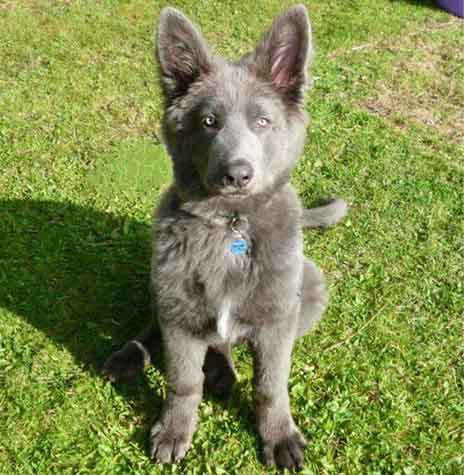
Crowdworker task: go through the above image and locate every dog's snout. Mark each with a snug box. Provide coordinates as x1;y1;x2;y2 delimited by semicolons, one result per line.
222;160;254;189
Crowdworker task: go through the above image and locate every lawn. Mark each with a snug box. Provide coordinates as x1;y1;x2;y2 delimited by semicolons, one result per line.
0;1;463;474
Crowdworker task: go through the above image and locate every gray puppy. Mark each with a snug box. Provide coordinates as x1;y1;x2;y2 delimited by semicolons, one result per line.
103;5;348;470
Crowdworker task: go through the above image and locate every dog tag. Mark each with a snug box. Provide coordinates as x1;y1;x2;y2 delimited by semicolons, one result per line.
230;238;248;255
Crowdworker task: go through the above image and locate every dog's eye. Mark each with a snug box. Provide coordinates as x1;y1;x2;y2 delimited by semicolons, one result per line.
257;117;270;128
202;114;217;128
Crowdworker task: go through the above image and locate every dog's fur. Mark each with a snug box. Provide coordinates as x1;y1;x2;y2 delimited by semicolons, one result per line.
103;5;347;470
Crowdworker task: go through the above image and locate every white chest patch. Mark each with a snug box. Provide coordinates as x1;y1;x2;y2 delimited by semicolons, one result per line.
217;297;232;340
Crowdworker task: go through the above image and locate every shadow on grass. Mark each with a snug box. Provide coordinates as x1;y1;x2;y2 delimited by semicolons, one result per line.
390;0;444;12
390;0;438;6
0;199;160;446
0;198;257;458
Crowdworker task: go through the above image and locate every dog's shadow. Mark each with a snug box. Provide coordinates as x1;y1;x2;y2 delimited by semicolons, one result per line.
0;199;162;446
0;198;256;455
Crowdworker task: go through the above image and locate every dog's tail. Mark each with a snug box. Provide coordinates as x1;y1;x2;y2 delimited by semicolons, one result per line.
302;198;349;229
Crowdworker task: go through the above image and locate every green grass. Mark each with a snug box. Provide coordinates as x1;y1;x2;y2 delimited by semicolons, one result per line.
1;1;463;474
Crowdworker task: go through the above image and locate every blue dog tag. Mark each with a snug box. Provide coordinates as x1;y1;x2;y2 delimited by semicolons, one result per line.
230;238;248;255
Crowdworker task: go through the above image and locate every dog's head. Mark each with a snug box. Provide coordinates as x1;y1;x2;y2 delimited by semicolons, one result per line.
156;5;313;200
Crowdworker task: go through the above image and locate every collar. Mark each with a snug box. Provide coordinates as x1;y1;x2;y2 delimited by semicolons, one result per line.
174;188;250;231
217;212;248;233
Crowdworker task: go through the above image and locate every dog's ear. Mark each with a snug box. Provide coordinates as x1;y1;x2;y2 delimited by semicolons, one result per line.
156;8;211;101
246;5;313;105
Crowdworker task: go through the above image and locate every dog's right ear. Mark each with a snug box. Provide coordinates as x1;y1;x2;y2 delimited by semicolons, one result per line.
156;8;211;101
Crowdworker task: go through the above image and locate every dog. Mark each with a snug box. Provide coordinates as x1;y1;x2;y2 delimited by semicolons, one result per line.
103;5;348;470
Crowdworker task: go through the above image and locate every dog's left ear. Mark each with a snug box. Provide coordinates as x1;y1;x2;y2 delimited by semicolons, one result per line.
245;5;313;105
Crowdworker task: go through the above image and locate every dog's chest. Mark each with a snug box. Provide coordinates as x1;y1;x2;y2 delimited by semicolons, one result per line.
157;215;257;338
217;296;232;340
196;222;254;339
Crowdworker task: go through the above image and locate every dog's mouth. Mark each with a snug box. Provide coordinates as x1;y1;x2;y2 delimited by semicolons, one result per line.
219;188;250;198
208;185;251;199
204;181;251;199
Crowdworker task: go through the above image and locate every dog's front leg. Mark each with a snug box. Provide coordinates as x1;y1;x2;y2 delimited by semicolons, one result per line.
252;320;306;470
149;327;207;463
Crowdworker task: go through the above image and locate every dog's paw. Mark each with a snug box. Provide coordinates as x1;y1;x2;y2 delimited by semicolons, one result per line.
102;341;149;382
263;429;307;470
148;421;192;463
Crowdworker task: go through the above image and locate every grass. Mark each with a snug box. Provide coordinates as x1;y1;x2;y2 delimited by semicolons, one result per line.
0;1;463;474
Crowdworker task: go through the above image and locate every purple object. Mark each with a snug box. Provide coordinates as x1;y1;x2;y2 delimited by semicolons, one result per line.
436;0;464;17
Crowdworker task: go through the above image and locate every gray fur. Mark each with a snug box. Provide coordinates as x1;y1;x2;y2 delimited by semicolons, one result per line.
103;5;347;470
302;197;349;228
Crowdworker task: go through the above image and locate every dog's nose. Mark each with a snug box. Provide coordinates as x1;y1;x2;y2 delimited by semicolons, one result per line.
222;160;254;188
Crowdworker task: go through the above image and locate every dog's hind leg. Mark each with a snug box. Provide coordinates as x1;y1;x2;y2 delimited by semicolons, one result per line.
203;343;236;400
102;323;161;382
103;325;237;397
297;259;328;338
